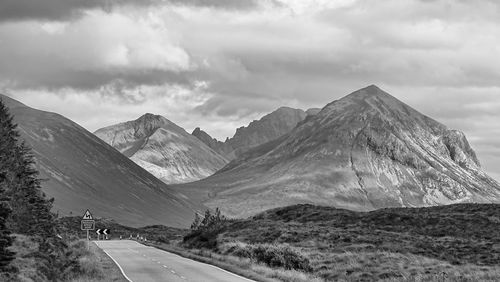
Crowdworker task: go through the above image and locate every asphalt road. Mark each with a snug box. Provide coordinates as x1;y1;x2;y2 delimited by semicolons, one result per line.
94;240;256;282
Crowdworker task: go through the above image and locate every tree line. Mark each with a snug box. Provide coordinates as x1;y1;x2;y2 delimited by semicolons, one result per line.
0;99;72;280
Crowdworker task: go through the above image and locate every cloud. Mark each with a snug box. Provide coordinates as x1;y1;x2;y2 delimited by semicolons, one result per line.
1;0;500;179
0;0;263;22
0;10;192;89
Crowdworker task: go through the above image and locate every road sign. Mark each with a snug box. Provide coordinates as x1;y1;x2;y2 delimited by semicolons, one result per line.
81;220;95;230
96;229;110;235
82;209;94;220
81;209;95;250
81;209;95;231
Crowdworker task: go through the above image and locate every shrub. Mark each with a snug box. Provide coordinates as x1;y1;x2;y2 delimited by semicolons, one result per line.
183;208;227;249
224;242;313;272
156;236;170;244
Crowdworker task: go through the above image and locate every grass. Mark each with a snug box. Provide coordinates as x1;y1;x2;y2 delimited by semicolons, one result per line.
178;203;500;281
4;234;127;282
54;203;500;281
67;240;128;282
7;234;47;282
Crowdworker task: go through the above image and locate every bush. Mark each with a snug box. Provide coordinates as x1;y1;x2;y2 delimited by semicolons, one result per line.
224;242;313;272
183;208;227;249
156;236;170;244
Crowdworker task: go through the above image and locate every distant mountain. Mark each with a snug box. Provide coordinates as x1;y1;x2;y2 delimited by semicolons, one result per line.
192;106;312;160
94;114;228;184
0;94;199;228
177;85;500;218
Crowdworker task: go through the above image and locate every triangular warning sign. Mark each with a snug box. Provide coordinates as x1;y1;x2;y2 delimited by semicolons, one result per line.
82;209;93;220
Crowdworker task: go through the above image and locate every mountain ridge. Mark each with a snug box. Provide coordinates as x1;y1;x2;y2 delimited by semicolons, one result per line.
192;106;320;160
95;113;228;184
176;85;500;218
0;94;200;228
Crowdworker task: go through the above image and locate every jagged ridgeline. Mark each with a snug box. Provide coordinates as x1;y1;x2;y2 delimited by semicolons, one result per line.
0;98;70;281
176;85;500;218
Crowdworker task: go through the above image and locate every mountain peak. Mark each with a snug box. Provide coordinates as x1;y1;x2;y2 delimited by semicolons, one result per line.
136;113;165;122
345;84;390;100
133;113;174;133
192;127;202;134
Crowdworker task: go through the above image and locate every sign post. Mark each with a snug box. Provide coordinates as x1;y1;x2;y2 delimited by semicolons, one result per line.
81;209;95;250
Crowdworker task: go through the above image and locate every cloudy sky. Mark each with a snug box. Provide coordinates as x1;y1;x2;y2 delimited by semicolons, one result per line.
0;0;499;179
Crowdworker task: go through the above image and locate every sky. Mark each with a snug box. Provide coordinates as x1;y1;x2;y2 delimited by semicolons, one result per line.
0;0;499;179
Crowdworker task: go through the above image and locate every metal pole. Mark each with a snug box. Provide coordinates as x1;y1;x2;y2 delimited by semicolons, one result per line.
87;230;89;250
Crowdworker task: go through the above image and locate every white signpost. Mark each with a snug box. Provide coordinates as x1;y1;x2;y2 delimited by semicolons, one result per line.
81;209;95;249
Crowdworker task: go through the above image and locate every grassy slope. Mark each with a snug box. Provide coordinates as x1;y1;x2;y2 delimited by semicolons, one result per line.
57;204;500;281
4;235;128;282
212;203;500;281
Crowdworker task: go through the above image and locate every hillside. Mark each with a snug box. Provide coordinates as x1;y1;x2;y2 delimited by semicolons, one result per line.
176;85;500;218
0;94;199;228
192;203;500;281
94;114;228;184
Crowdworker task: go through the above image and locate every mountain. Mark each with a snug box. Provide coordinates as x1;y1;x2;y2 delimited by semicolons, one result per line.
176;85;500;218
192;106;311;160
94;114;228;184
0;94;199;228
305;108;321;116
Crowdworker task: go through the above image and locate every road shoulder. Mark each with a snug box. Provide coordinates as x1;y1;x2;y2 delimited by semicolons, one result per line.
91;241;130;282
141;241;275;282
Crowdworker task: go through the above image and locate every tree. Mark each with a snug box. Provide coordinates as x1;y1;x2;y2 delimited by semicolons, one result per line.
190;213;201;230
0;100;16;272
6;143;56;237
0;98;62;278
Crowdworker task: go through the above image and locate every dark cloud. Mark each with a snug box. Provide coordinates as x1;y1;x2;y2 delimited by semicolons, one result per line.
167;0;262;10
1;67;193;91
0;0;114;22
0;0;262;22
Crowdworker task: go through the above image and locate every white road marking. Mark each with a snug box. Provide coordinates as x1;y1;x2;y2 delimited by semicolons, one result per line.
94;242;133;282
97;241;257;282
151;247;257;282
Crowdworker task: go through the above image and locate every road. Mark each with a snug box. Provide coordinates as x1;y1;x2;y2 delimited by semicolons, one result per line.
94;240;256;282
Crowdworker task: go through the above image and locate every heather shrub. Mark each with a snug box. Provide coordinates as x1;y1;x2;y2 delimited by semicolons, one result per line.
223;242;313;272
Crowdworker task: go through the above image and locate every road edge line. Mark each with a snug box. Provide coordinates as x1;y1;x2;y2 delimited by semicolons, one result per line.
143;243;257;282
94;241;134;282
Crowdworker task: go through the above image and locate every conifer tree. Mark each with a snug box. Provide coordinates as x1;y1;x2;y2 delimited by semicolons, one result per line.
0;100;16;272
0;98;62;278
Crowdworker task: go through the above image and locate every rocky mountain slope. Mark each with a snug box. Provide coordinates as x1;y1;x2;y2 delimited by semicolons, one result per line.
177;85;500;218
192;106;317;160
0;94;199;228
94;114;228;184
